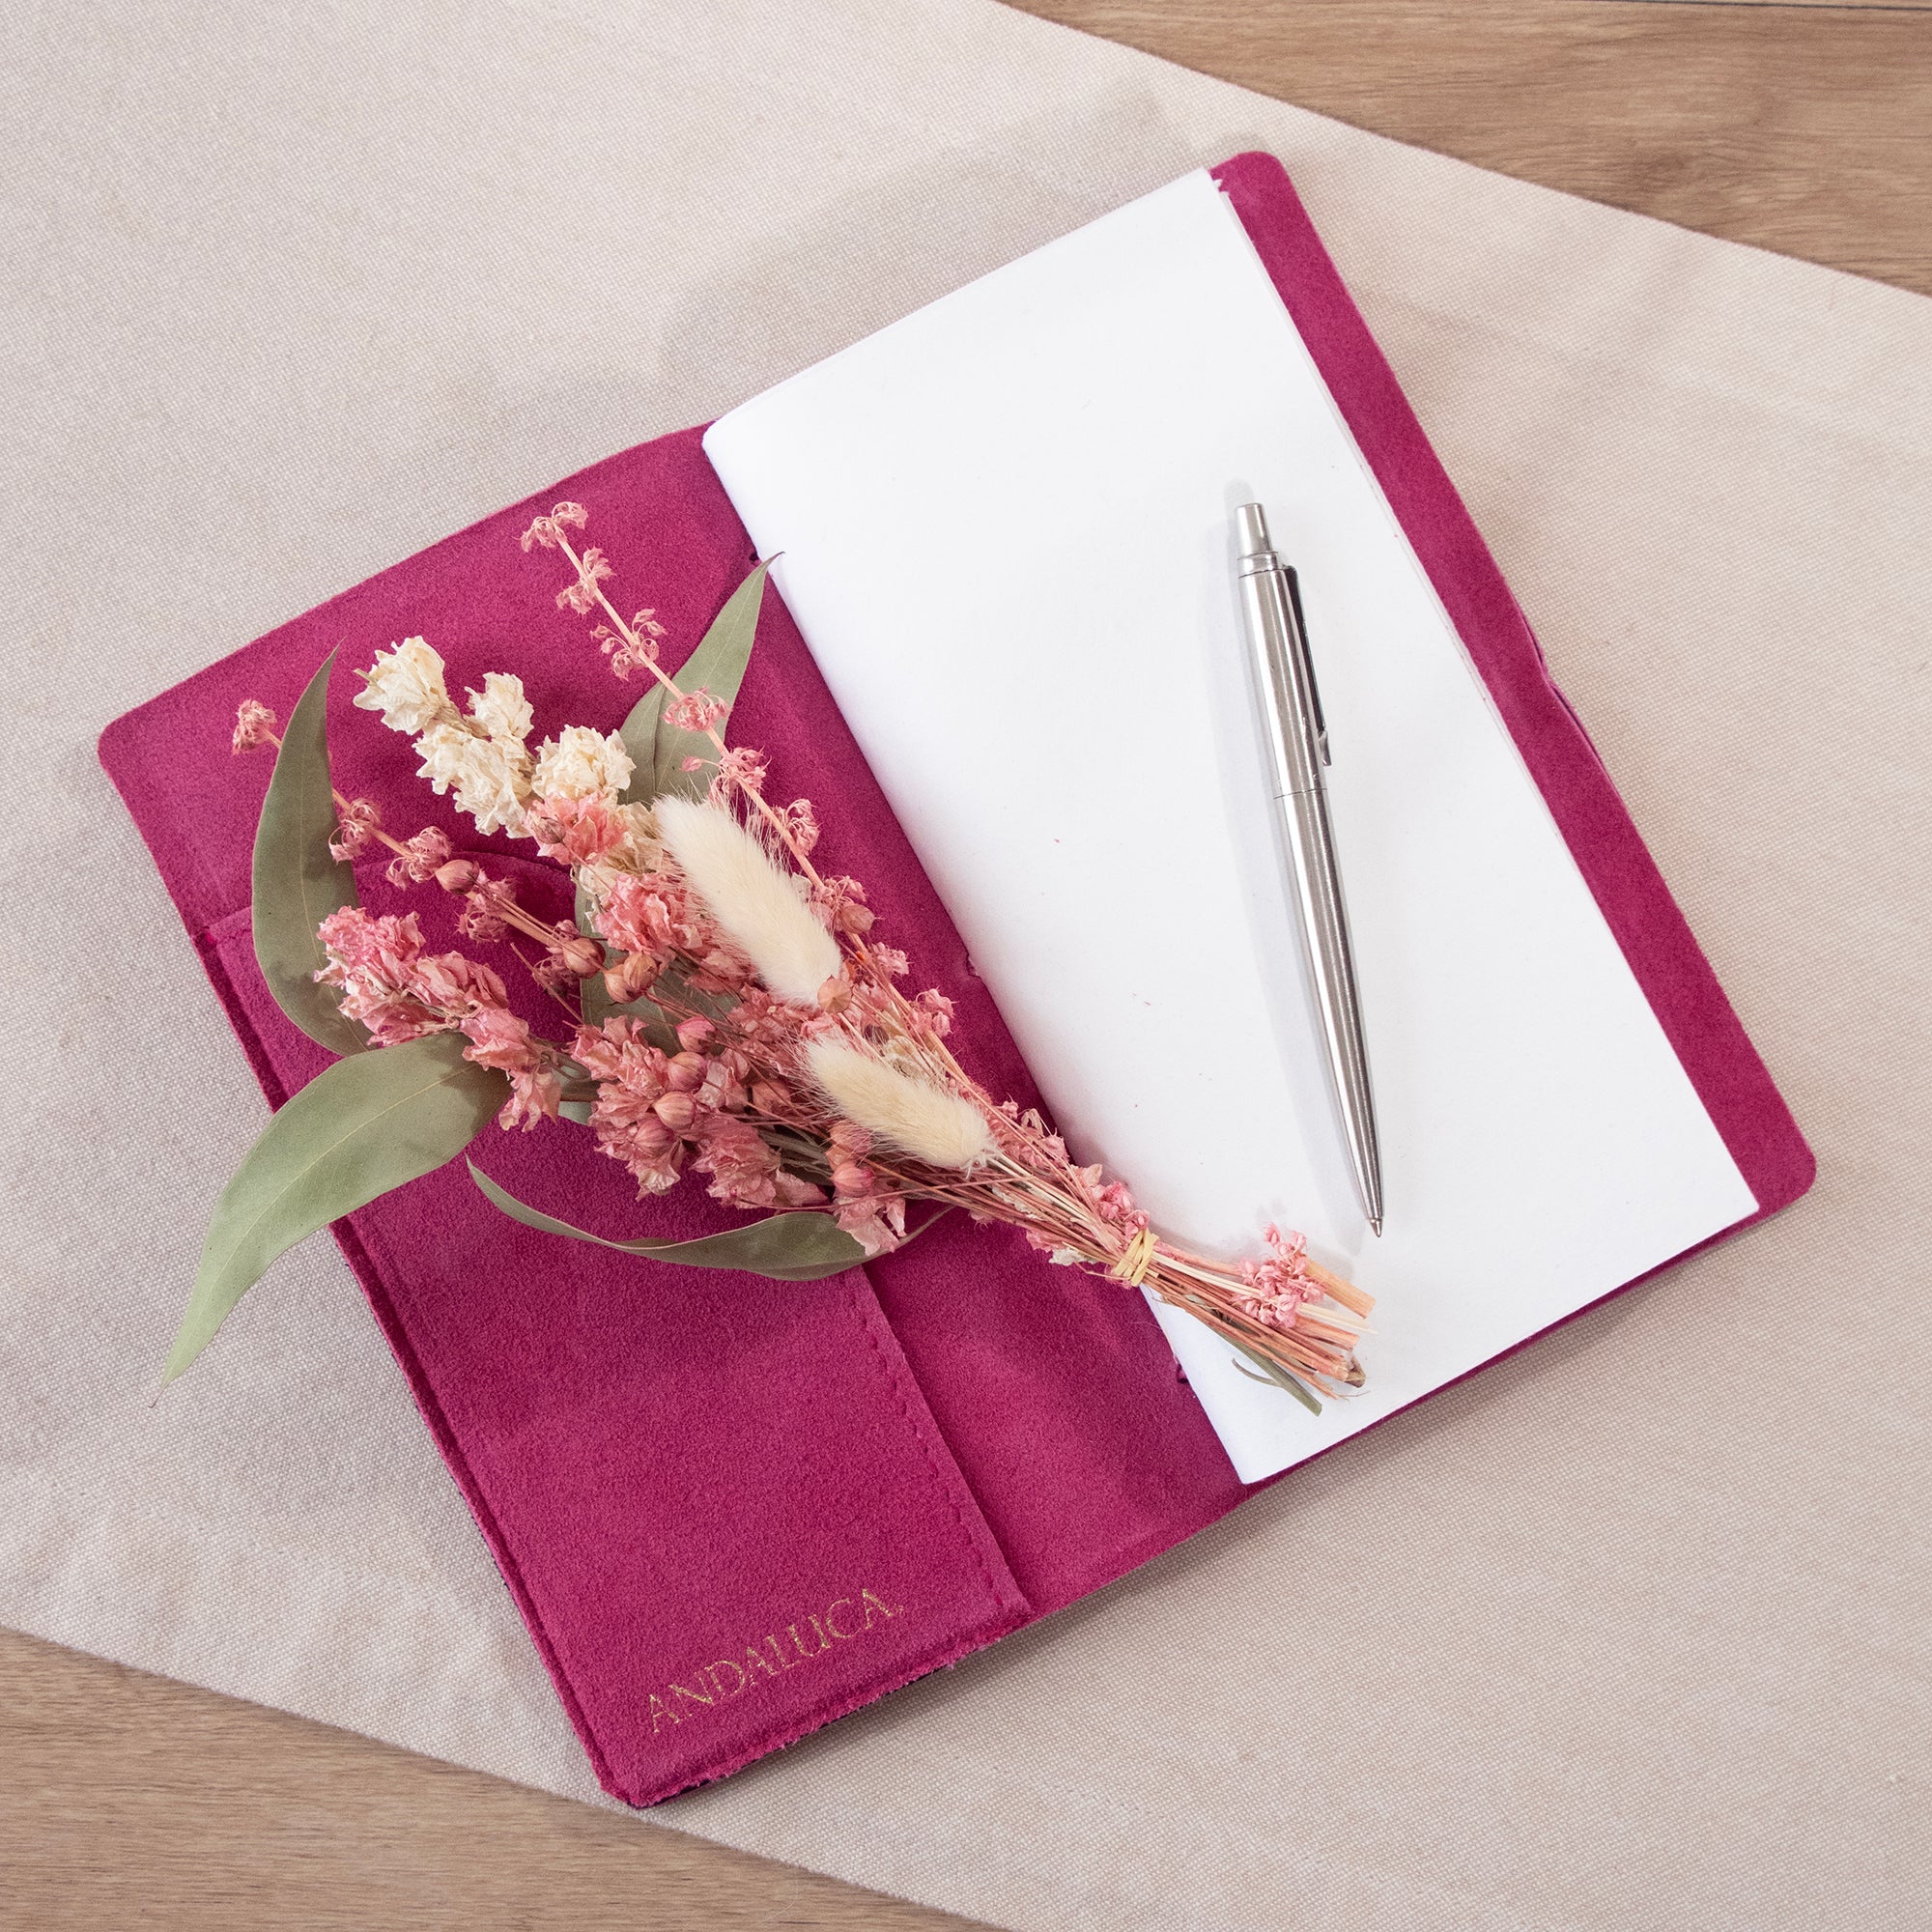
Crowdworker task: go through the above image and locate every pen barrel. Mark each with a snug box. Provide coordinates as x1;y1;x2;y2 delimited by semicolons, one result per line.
1237;544;1383;1229
1237;557;1327;797
1268;778;1382;1227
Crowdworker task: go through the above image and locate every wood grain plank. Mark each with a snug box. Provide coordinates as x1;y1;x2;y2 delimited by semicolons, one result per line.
9;4;1928;1928
1008;0;1932;293
1604;2;1932;14
0;1628;988;1932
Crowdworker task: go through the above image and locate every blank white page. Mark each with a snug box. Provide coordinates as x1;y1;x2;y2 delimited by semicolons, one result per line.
704;169;1755;1483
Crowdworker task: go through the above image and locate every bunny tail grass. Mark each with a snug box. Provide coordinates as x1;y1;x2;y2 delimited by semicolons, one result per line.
657;795;841;1005
806;1041;992;1170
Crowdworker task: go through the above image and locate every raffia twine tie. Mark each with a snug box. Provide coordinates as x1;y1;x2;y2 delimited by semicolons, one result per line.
1109;1224;1159;1288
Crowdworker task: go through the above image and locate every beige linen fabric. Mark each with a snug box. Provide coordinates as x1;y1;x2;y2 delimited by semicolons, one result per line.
3;3;1927;1927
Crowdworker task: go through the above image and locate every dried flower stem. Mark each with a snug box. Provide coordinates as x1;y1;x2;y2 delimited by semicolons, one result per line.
553;532;828;881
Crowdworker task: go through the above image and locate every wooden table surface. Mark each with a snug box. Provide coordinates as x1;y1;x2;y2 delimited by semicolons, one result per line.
7;4;1927;1927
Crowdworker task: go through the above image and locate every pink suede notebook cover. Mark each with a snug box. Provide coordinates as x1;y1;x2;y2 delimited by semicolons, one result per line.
99;154;1813;1804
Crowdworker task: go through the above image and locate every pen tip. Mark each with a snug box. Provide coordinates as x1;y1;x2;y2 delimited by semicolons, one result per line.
1368;1216;1383;1238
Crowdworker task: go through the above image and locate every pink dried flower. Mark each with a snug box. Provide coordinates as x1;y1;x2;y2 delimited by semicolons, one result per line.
523;794;626;867
578;1020;684;1194
748;1078;797;1118
664;688;726;734
335;994;439;1048
593;874;682;956
602;952;658;1006
499;1061;564;1132
548;924;606;980
663;1050;707;1094
605;639;657;679
457;874;520;943
284;502;1374;1409
315;908;438;1046
327;796;383;863
709;745;768;804
829;1149;876;1201
457;1005;535;1070
412;950;508;1012
912;988;954;1037
684;946;755;996
689;1112;785;1212
832;1186;908;1259
555;546;614;615
459;1008;560;1131
314;906;412;971
778;798;820;856
1233;1225;1314;1329
519;501;587;553
385;825;454;887
810;874;874;937
594;610;667;680
232;699;279;754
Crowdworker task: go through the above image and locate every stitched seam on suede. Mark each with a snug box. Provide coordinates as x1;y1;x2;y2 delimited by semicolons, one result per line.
630;1601;1030;1805
177;917;622;1796
335;1202;623;1798
193;890;644;1784
187;914;1011;1785
337;1218;1010;1798
846;1275;1013;1617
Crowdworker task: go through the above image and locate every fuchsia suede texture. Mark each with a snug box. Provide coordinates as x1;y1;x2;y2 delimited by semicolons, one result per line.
99;156;1811;1805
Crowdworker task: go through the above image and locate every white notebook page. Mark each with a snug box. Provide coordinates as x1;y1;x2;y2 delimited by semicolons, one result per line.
704;169;1755;1483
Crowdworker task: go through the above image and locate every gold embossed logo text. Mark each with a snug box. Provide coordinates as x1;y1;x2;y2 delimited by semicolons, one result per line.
647;1587;904;1735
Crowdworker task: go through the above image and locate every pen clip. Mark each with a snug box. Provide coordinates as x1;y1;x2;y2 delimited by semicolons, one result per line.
1283;565;1330;766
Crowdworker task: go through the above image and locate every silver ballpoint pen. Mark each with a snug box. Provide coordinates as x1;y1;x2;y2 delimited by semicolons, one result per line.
1235;501;1384;1236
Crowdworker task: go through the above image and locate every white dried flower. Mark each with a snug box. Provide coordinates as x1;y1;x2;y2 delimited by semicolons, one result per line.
466;671;533;752
656;795;838;1004
595;800;665;874
354;637;453;735
530;724;634;803
414;722;528;836
806;1042;991;1171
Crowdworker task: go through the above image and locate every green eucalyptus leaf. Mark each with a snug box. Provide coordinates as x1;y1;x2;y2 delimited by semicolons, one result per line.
468;1160;868;1281
615;560;769;805
252;650;367;1056
163;1036;505;1387
1227;1337;1323;1416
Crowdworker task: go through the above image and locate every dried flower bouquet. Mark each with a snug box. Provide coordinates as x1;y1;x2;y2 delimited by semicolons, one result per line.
173;504;1372;1414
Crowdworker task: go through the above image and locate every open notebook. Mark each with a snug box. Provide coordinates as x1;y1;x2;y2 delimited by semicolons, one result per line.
101;155;1811;1804
706;168;1759;1481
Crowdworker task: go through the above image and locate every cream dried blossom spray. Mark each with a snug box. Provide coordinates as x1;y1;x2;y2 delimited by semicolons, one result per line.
185;503;1370;1412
